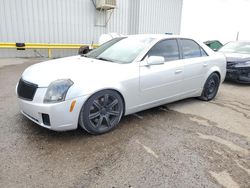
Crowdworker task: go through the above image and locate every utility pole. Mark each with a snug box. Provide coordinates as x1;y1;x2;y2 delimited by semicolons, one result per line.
236;32;239;41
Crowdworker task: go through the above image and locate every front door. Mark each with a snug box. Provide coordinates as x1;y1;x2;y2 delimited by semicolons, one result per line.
139;39;184;105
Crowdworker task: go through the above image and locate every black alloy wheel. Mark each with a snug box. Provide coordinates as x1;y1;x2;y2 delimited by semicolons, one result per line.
79;90;124;135
199;73;220;101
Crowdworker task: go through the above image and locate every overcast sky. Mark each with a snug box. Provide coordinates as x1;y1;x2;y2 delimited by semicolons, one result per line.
181;0;250;43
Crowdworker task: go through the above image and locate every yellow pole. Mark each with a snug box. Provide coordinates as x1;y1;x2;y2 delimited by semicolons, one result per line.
48;48;52;58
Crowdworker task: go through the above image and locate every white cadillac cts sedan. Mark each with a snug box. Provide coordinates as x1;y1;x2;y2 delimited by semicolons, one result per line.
17;35;226;134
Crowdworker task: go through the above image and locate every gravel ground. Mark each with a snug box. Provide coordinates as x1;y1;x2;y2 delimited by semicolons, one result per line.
0;58;249;188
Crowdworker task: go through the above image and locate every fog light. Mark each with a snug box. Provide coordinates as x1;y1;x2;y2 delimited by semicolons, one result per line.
42;114;51;126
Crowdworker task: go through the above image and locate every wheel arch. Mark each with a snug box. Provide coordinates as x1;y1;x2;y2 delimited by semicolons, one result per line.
204;66;222;85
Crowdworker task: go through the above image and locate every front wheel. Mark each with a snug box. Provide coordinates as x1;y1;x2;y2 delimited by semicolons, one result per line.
79;90;124;135
199;73;220;101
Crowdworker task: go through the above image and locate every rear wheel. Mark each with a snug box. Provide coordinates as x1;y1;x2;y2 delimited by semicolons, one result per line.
79;90;124;135
199;73;220;101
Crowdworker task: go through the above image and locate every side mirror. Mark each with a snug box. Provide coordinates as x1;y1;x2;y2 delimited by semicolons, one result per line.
78;46;91;55
147;56;165;66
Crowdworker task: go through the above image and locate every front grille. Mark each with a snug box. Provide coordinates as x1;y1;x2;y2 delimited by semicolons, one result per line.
17;79;38;101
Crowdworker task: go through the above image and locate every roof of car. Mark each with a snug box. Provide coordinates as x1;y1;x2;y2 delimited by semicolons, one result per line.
128;34;187;40
123;34;215;55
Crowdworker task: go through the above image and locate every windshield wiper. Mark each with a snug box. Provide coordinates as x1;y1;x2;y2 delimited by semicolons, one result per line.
96;57;113;62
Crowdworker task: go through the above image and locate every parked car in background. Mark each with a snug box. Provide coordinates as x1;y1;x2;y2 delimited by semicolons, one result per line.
204;40;223;51
16;35;226;135
219;41;250;83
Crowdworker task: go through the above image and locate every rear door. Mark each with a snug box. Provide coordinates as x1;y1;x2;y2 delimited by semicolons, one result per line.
178;39;209;94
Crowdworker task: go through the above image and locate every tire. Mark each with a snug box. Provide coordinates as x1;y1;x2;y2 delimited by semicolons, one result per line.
79;90;124;135
199;73;220;101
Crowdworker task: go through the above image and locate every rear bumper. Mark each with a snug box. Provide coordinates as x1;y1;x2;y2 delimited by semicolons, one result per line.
18;95;88;131
226;68;250;83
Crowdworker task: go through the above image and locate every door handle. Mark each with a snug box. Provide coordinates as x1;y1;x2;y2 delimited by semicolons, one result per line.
175;69;183;74
203;63;208;67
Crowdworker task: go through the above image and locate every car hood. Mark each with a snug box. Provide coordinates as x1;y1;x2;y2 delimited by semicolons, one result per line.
222;52;250;63
22;56;126;87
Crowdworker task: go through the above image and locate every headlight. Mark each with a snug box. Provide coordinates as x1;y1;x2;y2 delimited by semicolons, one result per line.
44;79;74;103
234;61;250;68
245;61;250;65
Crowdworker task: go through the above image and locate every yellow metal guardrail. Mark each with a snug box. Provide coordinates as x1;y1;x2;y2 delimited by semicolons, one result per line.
0;42;99;58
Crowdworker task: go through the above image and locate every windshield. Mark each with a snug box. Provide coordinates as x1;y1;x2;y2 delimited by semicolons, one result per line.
219;41;250;54
85;37;154;64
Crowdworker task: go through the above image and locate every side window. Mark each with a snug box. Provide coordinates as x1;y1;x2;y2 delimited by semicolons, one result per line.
181;39;207;59
147;39;180;62
201;48;208;57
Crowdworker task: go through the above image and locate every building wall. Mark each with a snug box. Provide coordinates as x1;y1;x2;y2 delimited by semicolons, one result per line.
138;0;183;34
0;0;183;58
128;0;140;35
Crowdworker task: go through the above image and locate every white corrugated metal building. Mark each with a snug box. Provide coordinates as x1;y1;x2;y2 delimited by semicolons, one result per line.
0;0;183;58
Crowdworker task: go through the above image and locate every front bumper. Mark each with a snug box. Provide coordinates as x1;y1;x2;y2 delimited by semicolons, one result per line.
226;68;250;83
17;88;88;131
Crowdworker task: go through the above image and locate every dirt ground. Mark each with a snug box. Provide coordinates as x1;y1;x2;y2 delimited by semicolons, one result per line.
0;58;249;188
